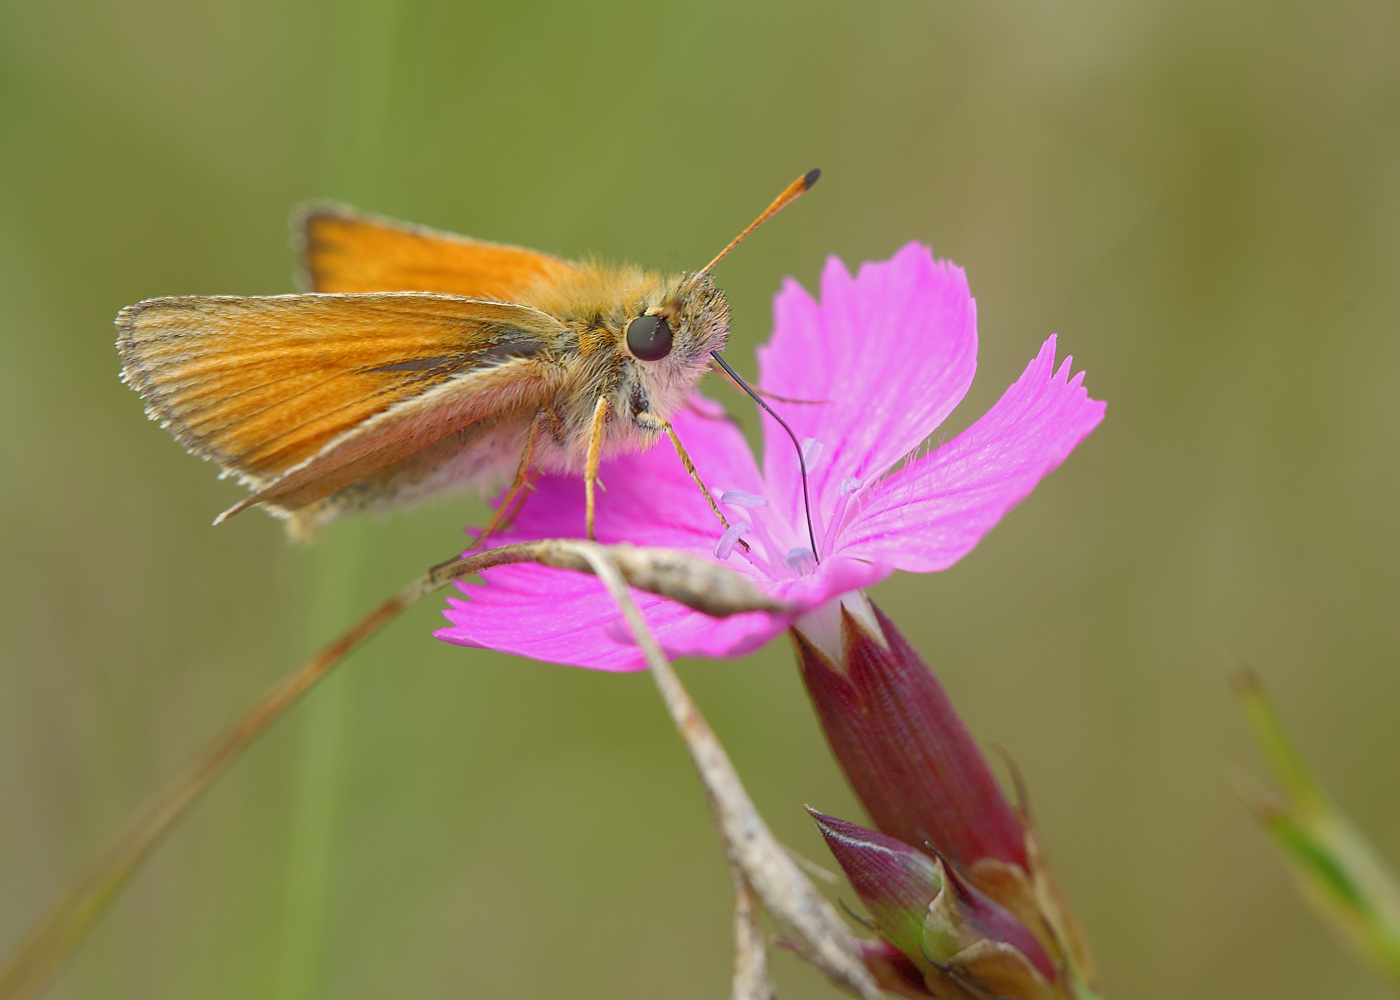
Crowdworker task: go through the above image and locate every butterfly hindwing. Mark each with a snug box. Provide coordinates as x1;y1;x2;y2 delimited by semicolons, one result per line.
295;202;580;299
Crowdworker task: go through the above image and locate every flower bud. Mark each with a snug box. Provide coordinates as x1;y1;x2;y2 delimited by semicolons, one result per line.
792;596;1026;871
809;810;946;962
791;594;1097;992
810;810;1058;999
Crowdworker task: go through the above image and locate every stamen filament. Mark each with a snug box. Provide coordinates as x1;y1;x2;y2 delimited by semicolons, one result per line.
721;492;786;578
799;438;828;554
822;477;863;558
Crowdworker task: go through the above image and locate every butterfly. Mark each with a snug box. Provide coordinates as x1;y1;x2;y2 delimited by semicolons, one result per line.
116;171;818;540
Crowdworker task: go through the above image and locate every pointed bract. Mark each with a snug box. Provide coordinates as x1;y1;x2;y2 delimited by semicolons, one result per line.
810;810;946;962
811;810;1059;998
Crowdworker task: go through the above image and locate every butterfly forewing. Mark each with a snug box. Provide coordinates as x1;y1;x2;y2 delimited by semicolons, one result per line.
117;292;565;495
296;203;579;298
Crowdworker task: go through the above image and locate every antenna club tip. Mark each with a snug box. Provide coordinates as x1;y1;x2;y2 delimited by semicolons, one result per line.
802;167;822;189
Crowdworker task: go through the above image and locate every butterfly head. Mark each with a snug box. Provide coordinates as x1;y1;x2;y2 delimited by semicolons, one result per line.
616;270;729;424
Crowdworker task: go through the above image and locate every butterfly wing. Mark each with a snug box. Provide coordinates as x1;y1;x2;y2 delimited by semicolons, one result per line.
295;202;580;298
117;292;565;532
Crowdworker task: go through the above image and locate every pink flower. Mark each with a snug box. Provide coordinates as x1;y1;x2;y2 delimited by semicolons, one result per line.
435;243;1105;670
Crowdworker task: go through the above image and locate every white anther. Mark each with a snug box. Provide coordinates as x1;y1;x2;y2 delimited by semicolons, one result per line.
721;489;770;509
785;547;817;576
714;523;751;560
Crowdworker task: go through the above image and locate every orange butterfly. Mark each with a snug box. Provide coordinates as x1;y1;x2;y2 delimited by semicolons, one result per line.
117;171;818;540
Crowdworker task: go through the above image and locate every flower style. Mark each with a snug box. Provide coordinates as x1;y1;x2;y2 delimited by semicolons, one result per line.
435;242;1105;669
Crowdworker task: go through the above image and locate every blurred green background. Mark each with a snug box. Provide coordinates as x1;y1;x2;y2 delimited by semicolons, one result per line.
2;0;1398;997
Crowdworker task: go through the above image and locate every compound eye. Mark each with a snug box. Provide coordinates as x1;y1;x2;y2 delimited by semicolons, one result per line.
626;314;673;361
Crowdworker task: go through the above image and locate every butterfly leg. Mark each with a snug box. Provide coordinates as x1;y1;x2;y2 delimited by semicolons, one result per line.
494;466;540;537
584;396;611;541
471;410;544;549
635;412;744;548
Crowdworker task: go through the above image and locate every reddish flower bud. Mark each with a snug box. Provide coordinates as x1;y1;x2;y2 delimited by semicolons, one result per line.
809;809;947;962
792;595;1098;994
811;810;1059;999
792;597;1026;871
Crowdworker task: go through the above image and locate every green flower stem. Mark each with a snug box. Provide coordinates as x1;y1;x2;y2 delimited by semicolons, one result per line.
273;524;370;1000
273;0;399;993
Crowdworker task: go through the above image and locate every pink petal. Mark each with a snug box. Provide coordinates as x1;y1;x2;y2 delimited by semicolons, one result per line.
432;395;893;669
838;336;1105;572
756;243;979;529
438;567;655;671
433;397;765;670
435;565;783;672
436;555;890;671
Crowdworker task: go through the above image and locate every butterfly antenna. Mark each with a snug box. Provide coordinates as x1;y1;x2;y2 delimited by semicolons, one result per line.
710;350;819;563
695;168;820;278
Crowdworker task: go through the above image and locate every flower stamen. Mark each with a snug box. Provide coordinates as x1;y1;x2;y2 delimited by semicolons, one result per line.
799;438;831;553
721;490;783;577
786;547;818;576
821;476;864;558
720;489;769;509
714;522;751;560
